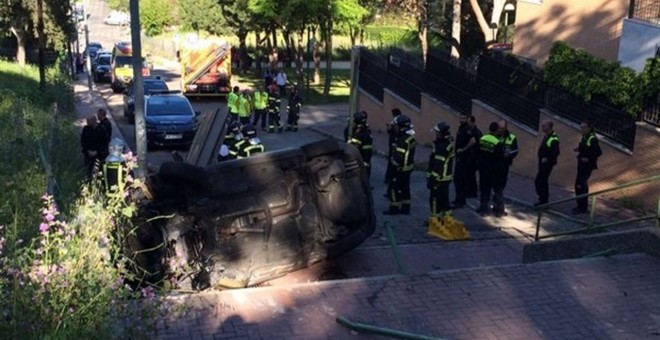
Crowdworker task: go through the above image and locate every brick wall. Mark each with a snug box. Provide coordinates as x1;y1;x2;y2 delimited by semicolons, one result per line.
513;0;630;64
358;89;660;208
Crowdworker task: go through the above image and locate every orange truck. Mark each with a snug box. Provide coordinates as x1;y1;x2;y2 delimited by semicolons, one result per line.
177;39;232;97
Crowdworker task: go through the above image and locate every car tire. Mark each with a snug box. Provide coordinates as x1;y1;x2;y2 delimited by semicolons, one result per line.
158;162;210;190
299;138;340;160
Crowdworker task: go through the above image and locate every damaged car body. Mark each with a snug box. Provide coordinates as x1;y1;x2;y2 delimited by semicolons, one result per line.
131;108;376;290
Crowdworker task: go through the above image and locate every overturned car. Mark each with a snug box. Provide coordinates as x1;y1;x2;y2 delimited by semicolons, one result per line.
130;109;375;290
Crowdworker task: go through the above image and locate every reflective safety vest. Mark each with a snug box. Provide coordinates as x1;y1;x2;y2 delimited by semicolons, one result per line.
227;92;239;113
545;132;559;148
103;162;124;197
584;132;597;147
235;139;265;158
479;134;501;153
237;95;251;117
427;140;454;182
253;91;268;109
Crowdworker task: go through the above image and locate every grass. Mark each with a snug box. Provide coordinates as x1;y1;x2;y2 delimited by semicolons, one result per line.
233;67;351;105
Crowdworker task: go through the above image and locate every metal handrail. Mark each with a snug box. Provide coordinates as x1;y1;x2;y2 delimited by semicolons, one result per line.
534;174;660;241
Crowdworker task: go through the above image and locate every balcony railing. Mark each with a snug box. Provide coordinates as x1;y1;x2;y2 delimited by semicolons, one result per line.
629;0;660;24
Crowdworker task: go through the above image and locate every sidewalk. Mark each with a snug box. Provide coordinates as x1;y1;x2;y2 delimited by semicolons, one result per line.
304;104;647;227
158;253;660;339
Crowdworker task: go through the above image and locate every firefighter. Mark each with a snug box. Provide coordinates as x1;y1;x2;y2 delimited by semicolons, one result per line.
573;121;602;214
384;114;416;215
385;108;402;186
252;84;269;131
267;85;283;133
427;122;454;220
227;86;240;122
235;124;265;159
477;122;506;217
535;120;560;206
102;138;127;197
347;111;373;178
499;120;518;197
237;89;252;125
286;86;303;132
452;114;482;208
218;121;242;162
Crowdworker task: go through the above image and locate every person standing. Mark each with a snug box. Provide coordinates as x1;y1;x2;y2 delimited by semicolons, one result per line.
452;114;481;208
427;122;455;220
237;89;252;125
347;111;374;178
573;121;602;214
252;85;269;131
218;121;242;162
384;114;416;215
476;122;506;216
385;108;402;186
275;69;287;96
81;115;107;178
96;108;112;160
535;121;560;206
264;68;273;87
227;86;240;122
286;86;303;132
267;86;283;133
499;120;518;189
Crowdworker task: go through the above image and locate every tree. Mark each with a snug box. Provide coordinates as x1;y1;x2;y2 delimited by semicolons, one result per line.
141;0;172;37
0;0;32;66
385;0;430;61
218;0;254;74
177;0;228;35
107;0;130;12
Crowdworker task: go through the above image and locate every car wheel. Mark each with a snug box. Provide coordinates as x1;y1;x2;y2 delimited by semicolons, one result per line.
299;138;340;160
158;162;210;190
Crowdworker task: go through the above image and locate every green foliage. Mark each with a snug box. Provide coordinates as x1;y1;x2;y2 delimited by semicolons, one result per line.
176;0;229;35
544;42;640;116
364;26;416;46
107;0;130;12
638;57;660;100
140;0;172;37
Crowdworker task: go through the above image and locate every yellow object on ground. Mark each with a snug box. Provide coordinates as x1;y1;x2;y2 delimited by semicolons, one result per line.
427;216;471;241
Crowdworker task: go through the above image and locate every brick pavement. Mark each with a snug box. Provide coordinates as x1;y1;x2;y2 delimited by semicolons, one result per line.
158;254;660;339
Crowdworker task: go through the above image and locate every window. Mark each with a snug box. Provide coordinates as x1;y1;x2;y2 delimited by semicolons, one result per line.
147;97;193;116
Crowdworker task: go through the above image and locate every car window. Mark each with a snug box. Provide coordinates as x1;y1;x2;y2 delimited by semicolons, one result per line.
89;43;102;49
147;97;193;116
114;56;146;67
98;56;111;65
144;81;168;93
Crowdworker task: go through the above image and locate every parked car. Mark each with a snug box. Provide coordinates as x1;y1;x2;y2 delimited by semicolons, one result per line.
103;11;130;26
123;76;169;123
91;50;111;70
93;54;112;83
144;91;199;148
83;42;103;61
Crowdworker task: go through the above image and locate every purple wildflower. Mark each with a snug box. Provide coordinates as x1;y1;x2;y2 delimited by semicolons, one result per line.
39;223;49;233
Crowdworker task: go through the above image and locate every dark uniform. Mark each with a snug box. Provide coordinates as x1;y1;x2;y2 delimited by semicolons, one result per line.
574;130;602;212
501;130;518;188
218;122;242;162
478;126;506;216
535;131;560;205
235;124;265;159
427;123;454;218
453;122;482;207
81;123;108;178
384;114;416;215
267;87;283;133
347;111;373;178
385;109;402;185
286;89;302;131
98;116;112;160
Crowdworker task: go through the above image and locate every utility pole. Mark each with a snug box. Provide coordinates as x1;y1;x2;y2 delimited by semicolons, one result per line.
36;0;46;91
129;0;147;178
347;46;361;141
83;1;93;90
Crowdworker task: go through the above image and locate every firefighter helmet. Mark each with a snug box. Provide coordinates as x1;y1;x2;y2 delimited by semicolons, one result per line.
353;111;368;125
433;122;451;134
394;114;412;129
242;124;257;138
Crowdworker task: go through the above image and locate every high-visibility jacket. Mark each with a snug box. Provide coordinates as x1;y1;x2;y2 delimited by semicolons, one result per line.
103;161;124;197
538;131;560;165
479;133;506;178
500;131;518;166
235;139;265;158
577;131;602;169
237;95;251;117
390;131;416;172
227;92;239;114
348;126;373;167
253;91;268;110
427;138;454;182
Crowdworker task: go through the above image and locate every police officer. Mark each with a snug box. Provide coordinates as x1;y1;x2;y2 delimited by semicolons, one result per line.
385;108;402;186
252;84;269;131
267;85;283;133
227;86;240;122
286;86;303;132
427;122;455;220
235;124;265;159
384;114;416;215
499;120;518;190
535;120;560;206
347;111;373;178
237;89;252;125
218;121;242;162
573;121;602;214
477;122;506;217
452;114;482;208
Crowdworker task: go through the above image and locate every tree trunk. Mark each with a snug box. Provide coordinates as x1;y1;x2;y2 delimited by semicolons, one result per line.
359;28;365;44
283;30;293;68
323;21;332;98
255;31;262;76
469;0;497;43
418;0;429;63
37;0;46;91
294;30;305;92
451;0;462;58
418;27;428;64
313;30;321;85
349;27;357;47
238;30;249;74
10;27;27;67
270;27;278;70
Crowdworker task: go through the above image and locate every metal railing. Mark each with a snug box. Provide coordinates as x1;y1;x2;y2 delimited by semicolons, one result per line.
358;49;387;101
545;86;638;149
386;56;424;107
475;76;542;129
629;0;660;24
641;97;660;127
534;175;660;241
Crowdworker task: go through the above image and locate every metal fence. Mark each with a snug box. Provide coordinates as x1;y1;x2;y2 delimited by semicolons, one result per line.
629;0;660;23
546;86;638;149
386;51;424;107
425;53;475;114
359;49;387;102
476;77;541;129
642;97;660;127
